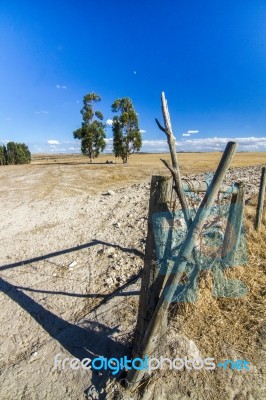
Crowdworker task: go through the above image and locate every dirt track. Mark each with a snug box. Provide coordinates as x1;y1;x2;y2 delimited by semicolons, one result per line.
0;161;149;399
0;160;265;399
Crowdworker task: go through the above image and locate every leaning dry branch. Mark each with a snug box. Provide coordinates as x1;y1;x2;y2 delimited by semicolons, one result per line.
160;159;191;225
155;118;165;133
156;92;192;227
161;92;177;169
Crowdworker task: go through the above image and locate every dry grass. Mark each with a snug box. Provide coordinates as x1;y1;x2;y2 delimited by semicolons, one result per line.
143;198;266;399
28;152;266;196
171;196;266;363
32;152;266;172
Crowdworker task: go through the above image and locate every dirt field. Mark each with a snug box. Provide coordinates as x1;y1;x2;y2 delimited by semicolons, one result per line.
29;152;266;196
0;153;265;399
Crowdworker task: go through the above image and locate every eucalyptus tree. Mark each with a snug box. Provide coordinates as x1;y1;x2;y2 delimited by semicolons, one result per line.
73;93;106;162
111;97;142;163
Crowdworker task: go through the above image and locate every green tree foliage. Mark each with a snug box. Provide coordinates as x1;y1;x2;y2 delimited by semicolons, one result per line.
73;93;106;162
0;142;31;165
0;145;6;165
111;97;142;163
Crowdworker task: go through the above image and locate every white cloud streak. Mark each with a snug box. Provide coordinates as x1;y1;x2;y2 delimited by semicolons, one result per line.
48;140;60;145
50;148;66;152
62;140;76;144
68;147;80;151
32;136;266;154
56;84;67;89
187;130;199;134
140;137;266;152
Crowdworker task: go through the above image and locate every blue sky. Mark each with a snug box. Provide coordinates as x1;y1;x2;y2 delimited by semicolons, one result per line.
1;0;266;153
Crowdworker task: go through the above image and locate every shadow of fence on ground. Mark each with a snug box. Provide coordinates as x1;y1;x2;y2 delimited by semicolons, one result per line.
0;239;144;397
0;239;144;272
0;276;134;398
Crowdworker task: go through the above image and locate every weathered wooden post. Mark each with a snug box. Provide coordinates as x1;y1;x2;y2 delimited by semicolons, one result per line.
133;176;173;354
255;167;266;230
221;183;245;265
126;141;237;389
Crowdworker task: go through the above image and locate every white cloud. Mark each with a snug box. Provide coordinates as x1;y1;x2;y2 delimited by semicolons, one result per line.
128;136;266;152
56;84;67;89
141;139;182;147
179;136;266;152
104;138;113;152
50;148;66;153
62;140;76;144
142;140;166;145
68;147;80;150
48;140;60;145
106;119;113;127
182;133;191;137
187;130;199;134
31;136;266;155
133;70;137;75
140;129;146;134
36;111;49;114
141;140;168;152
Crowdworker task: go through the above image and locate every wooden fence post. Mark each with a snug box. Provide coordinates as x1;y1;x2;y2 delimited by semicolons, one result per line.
221;183;245;265
133;176;173;355
255;167;266;230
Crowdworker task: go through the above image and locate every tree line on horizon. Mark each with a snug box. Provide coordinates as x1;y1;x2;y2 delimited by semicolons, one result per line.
73;92;142;163
0;142;31;166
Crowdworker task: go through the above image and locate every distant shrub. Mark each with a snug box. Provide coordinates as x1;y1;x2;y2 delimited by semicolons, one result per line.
0;145;6;165
0;142;31;165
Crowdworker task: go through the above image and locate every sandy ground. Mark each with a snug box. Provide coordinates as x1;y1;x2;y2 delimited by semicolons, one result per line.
0;169;148;399
0;160;265;399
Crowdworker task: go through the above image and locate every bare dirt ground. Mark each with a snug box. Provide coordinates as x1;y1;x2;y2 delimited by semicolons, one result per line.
0;153;265;400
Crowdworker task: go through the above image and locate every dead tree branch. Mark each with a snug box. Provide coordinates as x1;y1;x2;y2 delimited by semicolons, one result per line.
155;118;166;133
158;92;192;227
